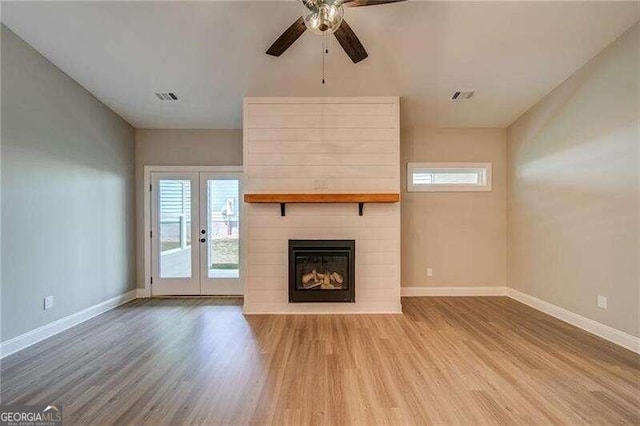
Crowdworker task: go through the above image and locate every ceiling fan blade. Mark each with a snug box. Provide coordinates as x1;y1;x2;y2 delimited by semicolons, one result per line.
333;20;368;64
344;0;407;7
266;17;307;57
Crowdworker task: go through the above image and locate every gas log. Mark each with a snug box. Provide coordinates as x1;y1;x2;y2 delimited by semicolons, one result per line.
301;269;344;289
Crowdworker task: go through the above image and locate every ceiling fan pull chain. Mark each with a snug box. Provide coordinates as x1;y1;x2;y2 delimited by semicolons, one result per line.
322;33;326;84
325;31;329;55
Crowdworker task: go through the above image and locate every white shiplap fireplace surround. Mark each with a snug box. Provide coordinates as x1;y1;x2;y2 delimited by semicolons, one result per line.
243;97;401;314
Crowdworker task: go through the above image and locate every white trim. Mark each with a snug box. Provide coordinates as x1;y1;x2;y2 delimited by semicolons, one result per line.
401;286;639;353
144;166;243;173
407;162;492;192
136;288;151;298
242;104;249;311
3;287;637;358
401;286;507;297
0;290;137;359
143;165;244;296
506;288;640;354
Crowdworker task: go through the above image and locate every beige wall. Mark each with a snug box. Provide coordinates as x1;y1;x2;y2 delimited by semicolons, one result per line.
507;24;639;337
134;129;243;287
134;126;506;294
401;128;507;288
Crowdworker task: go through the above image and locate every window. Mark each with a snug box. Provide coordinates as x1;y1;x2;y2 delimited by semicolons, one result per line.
407;162;492;192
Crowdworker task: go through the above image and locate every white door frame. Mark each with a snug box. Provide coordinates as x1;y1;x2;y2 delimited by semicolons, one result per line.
143;165;244;297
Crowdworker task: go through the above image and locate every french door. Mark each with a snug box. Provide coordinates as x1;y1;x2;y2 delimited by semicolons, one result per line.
151;172;242;296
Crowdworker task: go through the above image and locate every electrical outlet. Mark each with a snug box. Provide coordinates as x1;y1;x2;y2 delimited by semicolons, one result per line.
597;295;607;310
427;268;433;277
43;296;54;310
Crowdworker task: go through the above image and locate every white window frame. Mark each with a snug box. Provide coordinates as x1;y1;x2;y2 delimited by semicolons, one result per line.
407;162;492;192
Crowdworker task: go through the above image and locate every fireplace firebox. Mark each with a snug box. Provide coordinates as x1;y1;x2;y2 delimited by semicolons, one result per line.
289;240;355;303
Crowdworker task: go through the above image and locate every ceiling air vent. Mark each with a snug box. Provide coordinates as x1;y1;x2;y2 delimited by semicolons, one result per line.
155;92;180;101
451;91;475;101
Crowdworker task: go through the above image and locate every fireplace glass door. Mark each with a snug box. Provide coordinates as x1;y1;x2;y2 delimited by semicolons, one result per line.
289;240;355;303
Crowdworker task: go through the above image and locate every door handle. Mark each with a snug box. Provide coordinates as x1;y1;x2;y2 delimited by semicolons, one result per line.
200;238;206;243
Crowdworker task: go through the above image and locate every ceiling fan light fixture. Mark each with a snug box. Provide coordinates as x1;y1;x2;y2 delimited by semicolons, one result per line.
304;3;344;35
267;0;407;62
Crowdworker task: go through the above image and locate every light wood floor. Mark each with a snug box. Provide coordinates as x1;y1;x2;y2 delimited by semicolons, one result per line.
1;297;638;424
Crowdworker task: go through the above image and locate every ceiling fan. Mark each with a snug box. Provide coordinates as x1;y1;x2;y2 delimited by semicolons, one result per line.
266;0;407;64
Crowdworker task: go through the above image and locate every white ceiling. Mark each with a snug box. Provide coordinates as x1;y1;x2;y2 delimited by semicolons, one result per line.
2;1;638;129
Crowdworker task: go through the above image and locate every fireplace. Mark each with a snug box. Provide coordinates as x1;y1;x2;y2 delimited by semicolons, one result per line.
289;240;355;303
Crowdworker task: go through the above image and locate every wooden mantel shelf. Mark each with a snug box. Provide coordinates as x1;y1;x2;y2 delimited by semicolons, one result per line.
244;193;400;204
244;193;400;216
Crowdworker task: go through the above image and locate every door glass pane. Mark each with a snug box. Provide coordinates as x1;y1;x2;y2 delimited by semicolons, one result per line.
207;180;239;278
159;179;192;278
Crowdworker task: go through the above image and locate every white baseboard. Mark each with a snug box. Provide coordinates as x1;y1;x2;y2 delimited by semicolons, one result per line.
136;288;150;298
0;289;138;359
4;286;636;358
401;286;507;297
506;288;640;354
